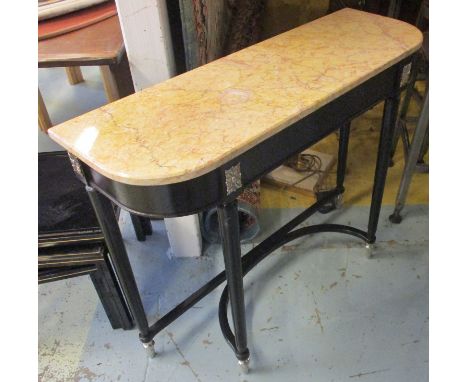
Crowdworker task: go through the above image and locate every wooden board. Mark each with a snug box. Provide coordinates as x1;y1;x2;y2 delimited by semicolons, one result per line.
264;150;335;193
39;2;117;41
39;0;109;21
178;0;230;70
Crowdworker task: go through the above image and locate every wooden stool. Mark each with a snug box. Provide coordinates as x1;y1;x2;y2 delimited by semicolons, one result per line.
38;15;134;132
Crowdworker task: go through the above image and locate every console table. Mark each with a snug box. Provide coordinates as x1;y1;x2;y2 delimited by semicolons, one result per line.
49;8;422;372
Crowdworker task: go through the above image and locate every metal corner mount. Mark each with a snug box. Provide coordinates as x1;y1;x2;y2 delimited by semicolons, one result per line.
400;62;412;87
68;152;85;179
225;163;242;195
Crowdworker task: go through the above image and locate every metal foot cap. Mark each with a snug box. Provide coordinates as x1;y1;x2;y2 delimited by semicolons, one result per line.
365;243;374;259
238;358;250;374
143;340;156;358
335;193;344;209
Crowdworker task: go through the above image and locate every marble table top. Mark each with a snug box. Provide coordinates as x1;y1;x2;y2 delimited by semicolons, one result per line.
49;8;422;186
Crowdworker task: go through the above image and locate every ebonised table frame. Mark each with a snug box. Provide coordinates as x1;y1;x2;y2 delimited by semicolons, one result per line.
68;57;412;370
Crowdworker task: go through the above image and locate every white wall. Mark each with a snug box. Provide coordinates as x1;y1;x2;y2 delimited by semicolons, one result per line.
116;0;202;258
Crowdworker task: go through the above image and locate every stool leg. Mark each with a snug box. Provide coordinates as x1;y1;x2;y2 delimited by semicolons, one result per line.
367;91;400;246
38;89;52;132
108;51;135;98
100;65;120;102
217;201;250;369
390;93;429;223
100;51;134;102
86;186;155;356
65;67;84;85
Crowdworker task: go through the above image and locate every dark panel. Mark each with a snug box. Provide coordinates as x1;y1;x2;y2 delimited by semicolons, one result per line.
39;152;102;243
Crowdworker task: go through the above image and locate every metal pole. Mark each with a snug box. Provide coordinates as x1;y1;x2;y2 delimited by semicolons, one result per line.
390;93;429;223
389;56;419;165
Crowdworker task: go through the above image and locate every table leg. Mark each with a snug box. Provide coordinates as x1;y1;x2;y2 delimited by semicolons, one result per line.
65;67;84;85
100;52;135;103
99;50;135;104
336;122;351;193
217;200;250;370
389;93;429;223
86;186;155;357
38;89;52;132
317;122;350;213
130;214;153;241
140;216;153;236
367;92;401;247
130;213;146;242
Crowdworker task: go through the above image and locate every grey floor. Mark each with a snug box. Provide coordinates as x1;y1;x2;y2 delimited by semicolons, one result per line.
39;205;428;382
38;66;108;152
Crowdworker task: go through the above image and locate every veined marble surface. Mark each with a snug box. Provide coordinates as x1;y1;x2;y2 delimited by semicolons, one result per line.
49;8;422;186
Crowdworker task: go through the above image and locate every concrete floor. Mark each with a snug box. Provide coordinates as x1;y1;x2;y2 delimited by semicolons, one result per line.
39;68;428;381
39;205;428;382
38;66;108;152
